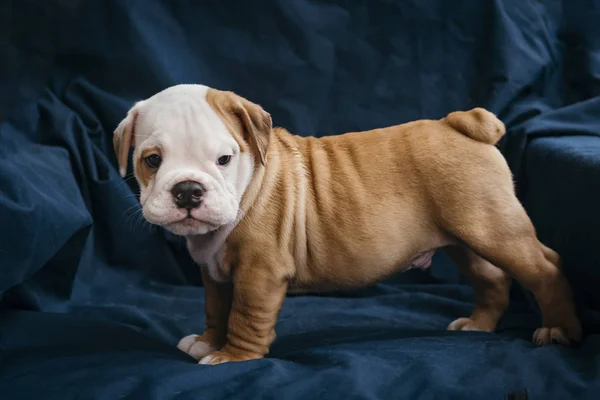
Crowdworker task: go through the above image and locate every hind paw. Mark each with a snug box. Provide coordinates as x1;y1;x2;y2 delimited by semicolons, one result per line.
533;326;580;347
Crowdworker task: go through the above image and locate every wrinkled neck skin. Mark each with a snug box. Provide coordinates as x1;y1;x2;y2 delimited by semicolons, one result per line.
185;158;267;266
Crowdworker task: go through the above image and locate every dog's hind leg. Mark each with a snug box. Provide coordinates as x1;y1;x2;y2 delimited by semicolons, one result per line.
440;202;581;346
444;245;511;333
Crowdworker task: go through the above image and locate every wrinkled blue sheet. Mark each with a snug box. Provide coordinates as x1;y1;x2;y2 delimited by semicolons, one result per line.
1;1;600;399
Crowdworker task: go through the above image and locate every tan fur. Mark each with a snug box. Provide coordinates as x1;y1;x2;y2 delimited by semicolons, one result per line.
206;89;272;166
113;104;141;177
444;107;505;145
136;147;160;187
126;90;582;364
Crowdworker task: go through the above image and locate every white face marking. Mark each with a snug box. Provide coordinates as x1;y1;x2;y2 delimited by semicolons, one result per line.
132;84;255;236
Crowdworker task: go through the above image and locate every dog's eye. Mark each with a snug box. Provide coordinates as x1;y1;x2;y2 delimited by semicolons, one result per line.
145;154;162;168
217;155;232;166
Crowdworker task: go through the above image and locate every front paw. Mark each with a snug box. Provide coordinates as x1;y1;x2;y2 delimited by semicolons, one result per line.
447;317;495;332
177;334;219;360
199;349;263;365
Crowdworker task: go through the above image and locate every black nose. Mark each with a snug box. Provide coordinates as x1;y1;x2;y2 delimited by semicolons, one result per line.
171;181;205;210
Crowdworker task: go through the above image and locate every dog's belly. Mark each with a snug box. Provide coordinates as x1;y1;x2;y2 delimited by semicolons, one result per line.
287;249;438;293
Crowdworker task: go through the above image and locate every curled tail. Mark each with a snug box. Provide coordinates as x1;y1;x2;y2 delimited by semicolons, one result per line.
444;108;505;145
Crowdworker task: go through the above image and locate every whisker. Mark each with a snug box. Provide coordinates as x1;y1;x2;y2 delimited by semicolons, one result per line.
128;207;146;232
110;175;138;190
121;203;142;219
134;210;153;234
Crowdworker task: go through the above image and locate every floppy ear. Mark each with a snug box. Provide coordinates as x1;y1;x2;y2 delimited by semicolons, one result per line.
232;98;272;166
113;102;144;177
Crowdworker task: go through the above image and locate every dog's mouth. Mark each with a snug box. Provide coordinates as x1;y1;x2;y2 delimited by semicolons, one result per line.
165;215;220;236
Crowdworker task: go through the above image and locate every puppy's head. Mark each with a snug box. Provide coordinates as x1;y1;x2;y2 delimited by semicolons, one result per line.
113;84;272;236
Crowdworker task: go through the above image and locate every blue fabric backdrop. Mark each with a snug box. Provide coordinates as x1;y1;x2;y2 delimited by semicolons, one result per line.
1;1;600;399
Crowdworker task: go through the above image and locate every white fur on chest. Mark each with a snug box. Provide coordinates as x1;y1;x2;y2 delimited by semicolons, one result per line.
186;225;235;283
204;255;228;283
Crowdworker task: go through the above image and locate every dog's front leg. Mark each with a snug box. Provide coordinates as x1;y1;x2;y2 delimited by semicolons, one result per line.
199;265;288;365
177;267;232;360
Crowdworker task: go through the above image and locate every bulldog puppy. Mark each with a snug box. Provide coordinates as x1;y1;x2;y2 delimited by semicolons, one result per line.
114;84;581;365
